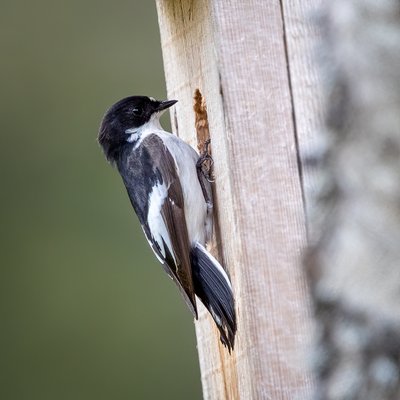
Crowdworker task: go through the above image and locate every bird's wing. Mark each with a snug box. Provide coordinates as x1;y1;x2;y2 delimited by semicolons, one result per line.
121;134;197;317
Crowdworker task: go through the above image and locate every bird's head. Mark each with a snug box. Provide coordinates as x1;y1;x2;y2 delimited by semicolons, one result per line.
98;95;177;163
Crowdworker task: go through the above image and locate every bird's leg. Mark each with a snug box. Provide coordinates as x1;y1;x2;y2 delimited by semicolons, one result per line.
196;139;214;208
197;139;214;182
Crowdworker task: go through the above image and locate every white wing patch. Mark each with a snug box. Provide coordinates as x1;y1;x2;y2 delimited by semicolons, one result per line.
147;181;176;264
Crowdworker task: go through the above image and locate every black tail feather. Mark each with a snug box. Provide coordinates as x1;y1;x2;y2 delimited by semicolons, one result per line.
190;243;237;352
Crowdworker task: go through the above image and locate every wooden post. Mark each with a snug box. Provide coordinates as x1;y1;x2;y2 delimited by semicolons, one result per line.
156;1;322;398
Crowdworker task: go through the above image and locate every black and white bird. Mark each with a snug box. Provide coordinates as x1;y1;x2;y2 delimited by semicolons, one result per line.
98;95;236;350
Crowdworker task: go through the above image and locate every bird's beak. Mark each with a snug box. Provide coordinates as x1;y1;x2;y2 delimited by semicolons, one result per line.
156;99;178;111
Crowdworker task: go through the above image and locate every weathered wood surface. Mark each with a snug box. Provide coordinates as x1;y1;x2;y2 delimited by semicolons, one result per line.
156;1;322;398
280;0;325;225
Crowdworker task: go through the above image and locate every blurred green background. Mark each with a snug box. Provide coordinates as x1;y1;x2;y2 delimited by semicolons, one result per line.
0;1;202;399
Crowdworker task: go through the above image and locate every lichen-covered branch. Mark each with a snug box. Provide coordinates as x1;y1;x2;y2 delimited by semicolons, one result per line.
307;1;400;398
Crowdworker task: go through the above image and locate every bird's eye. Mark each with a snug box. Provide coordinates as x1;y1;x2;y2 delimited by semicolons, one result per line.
132;108;142;117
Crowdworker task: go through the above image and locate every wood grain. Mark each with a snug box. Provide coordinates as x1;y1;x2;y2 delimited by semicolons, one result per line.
156;0;322;398
280;0;325;226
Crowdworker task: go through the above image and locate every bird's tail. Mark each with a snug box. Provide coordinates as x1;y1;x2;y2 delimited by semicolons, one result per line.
190;243;236;352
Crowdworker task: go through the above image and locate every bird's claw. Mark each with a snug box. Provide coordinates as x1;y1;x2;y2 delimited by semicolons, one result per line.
197;142;214;183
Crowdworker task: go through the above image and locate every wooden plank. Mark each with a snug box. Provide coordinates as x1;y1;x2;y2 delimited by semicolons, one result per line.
281;0;325;222
156;0;320;398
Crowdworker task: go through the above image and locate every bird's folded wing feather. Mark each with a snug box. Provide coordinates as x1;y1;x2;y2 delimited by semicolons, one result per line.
122;134;197;317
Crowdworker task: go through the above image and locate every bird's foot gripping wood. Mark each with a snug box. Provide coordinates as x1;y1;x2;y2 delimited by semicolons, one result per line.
197;139;214;183
196;139;214;208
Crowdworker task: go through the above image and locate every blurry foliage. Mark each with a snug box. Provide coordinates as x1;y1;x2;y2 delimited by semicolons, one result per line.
0;1;201;399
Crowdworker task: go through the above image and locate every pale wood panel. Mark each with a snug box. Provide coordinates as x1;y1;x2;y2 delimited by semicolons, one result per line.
281;0;325;225
156;0;319;398
156;2;238;398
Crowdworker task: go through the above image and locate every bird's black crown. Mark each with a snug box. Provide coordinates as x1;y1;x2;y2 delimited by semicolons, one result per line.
98;95;177;163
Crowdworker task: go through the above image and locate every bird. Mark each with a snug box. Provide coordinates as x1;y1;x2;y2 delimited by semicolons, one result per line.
98;95;236;350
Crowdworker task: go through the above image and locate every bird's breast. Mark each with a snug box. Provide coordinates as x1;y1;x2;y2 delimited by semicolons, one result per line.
158;132;209;246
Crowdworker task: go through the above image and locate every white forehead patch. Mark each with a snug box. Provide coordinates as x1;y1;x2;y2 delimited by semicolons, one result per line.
149;97;156;102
